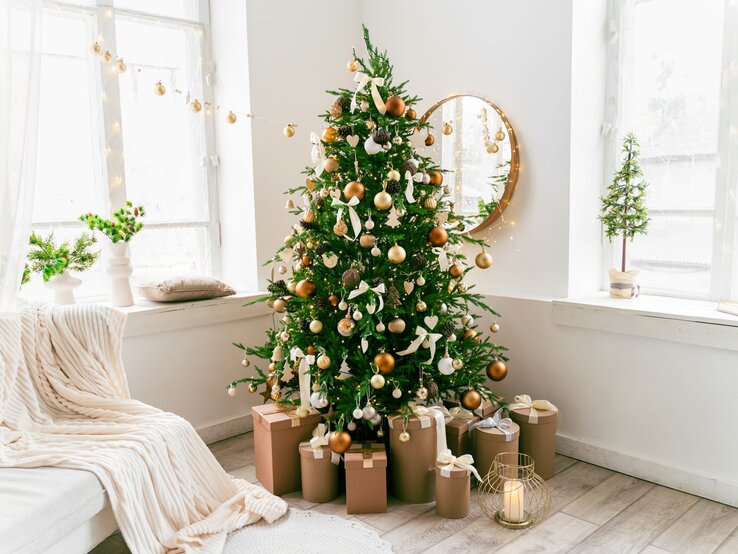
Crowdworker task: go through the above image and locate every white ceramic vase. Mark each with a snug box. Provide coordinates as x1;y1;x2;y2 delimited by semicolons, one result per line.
608;268;640;298
45;271;81;305
108;241;134;307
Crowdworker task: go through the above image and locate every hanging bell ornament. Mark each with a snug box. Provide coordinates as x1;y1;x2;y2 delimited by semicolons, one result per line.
116;58;127;73
102;50;113;63
442;122;453;135
475;249;494;269
285;197;295;209
91;41;102;55
490;322;501;333
370;374;386;389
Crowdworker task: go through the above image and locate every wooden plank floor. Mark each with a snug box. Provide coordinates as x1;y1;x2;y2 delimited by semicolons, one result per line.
92;432;738;553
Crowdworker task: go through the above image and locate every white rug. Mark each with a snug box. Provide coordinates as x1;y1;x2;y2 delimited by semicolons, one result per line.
224;507;393;553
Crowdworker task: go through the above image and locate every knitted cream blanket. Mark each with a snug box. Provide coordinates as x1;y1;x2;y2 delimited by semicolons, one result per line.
0;304;286;553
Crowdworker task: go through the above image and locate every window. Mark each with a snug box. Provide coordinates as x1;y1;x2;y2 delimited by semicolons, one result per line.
22;0;218;300
606;0;738;300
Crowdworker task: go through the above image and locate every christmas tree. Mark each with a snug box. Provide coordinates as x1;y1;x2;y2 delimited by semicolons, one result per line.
230;27;508;446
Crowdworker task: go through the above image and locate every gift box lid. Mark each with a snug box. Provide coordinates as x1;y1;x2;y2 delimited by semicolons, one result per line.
252;403;322;431
445;414;480;436
299;441;341;464
509;406;557;425
444;398;502;419
344;442;387;469
435;462;472;479
472;420;520;443
387;410;446;431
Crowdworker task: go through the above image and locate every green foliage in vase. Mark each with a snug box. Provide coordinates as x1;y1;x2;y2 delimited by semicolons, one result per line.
26;231;99;282
80;201;145;243
599;133;649;272
231;27;509;430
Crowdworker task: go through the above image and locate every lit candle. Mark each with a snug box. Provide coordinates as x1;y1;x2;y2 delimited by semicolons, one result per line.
502;480;525;523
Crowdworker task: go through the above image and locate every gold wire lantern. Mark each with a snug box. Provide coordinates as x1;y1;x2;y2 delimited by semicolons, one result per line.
478;452;551;529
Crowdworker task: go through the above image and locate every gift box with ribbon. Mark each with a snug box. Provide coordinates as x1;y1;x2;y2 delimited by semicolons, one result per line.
508;394;559;479
345;442;388;514
470;409;520;480
299;423;341;503
444;406;481;457
435;449;481;519
444;396;501;419
388;404;448;503
252;403;323;495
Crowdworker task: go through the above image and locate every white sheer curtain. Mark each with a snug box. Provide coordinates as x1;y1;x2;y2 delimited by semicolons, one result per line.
0;0;42;310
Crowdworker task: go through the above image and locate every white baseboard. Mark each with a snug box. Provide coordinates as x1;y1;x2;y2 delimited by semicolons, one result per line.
557;434;738;508
197;413;253;445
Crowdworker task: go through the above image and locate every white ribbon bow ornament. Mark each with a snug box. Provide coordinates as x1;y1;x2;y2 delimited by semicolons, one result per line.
309;423;330;449
469;409;516;441
437;448;482;481
397;326;443;363
310;132;326;176
508;394;558;424
351;72;386;114
290;346;315;410
431;246;451;271
331;196;362;239
404;170;416;204
348;280;386;313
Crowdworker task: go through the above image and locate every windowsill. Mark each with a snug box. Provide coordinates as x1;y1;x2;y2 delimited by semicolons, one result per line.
552;292;738;352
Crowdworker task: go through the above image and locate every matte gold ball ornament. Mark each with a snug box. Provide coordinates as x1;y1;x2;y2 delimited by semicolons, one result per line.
374;352;396;374
226;111;237;124
283;124;296;138
333;219;348;237
490;322;500;333
428;226;448;247
322;127;338;143
154;81;166;96
102;50;113;63
374;189;393;211
370;374;386;389
461;388;482;410
486;360;508;381
388;318;406;334
388;244;406;264
449;264;463;278
337;317;356;337
317;354;331;369
295;279;316;297
385;95;406;117
476;250;494;269
116;59;127;73
247;382;257;393
344;181;365;201
272;298;287;313
425;134;435;146
309;320;323;333
487;143;499;154
406;108;417;119
495;128;506;141
442;122;453;135
429;170;444;186
329;430;352;454
347;58;359;72
91;41;102;55
190;99;202;113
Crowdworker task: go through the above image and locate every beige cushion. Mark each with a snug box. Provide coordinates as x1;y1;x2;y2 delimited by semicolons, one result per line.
137;276;236;302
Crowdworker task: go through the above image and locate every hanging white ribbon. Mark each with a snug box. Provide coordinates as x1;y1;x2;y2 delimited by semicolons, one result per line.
331;196;362;238
351;72;386;114
347;280;386;313
410;403;448;456
431;246;451;271
469;409;516;441
508;395;558;424
436;448;482;481
290;346;315;411
404;170;416;204
309;423;330;449
396;326;443;363
310;132;326;176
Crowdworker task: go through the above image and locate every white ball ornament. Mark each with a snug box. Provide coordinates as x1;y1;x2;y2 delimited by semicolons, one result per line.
360;100;369;112
416;275;426;286
362;405;377;420
370;374;386;389
462;314;474;327
392;136;402;145
227;386;236;397
309;320;323;333
376;321;386;333
347;421;357;431
490;322;501;333
370;413;382;425
310;392;323;409
352;310;363;321
422;173;431;185
399;431;411;442
339;300;348;311
387;169;401;181
365;217;375;230
287;281;297;293
364;137;383;155
438;356;455;376
371;246;381;257
353;407;364;419
439;303;448;315
392;387;402;399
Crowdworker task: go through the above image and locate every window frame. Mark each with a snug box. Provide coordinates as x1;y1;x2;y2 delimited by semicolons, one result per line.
31;0;221;282
603;0;738;301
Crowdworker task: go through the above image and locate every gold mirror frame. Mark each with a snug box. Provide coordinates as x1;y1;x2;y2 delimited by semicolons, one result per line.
420;94;520;234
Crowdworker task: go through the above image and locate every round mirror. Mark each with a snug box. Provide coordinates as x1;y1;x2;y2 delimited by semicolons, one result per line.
418;95;519;233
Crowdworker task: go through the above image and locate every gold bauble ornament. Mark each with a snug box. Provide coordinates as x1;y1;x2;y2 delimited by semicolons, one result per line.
385;95;406;117
461;389;482;410
154;81;166;96
374;190;392;211
463;329;477;342
91;42;102;55
190;99;202;112
388;318;406;334
322;127;338;143
272;298;287;313
387;169;401;181
428;226;448;247
406;108;417;119
486;360;508;381
328;294;340;307
452;358;464;370
301;255;312;267
359;234;375;248
329;431;352;454
449;264;463;278
295;279;317;297
317;354;331;369
287;280;296;293
429;170;444;186
309;320;323;333
475;250;493;269
241;358;250;367
442;122;453;135
303;210;316;223
306;178;316;191
495;128;506;141
388;244;406;264
283;124;296;138
226;111;237;124
102;50;113;63
116;59;127;73
425;134;435;146
323;158;339;173
306;345;316;355
337;317;356;337
344;181;365;200
295;406;309;418
416;386;429;401
399;431;411;442
490;322;501;333
370;374;386;389
247;382;257;393
424;197;437;210
347;58;359;72
333;219;348;237
374;352;396;374
487;143;499;154
416;300;427;312
443;185;451;195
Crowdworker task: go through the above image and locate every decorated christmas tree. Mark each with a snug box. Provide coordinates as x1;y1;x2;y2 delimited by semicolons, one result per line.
230;27;509;450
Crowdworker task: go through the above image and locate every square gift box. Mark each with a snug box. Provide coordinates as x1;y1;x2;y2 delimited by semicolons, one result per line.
345;442;388;514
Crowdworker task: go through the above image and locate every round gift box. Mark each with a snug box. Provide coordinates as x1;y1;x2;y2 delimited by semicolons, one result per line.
434;463;471;519
298;443;339;503
472;422;520;481
508;407;557;480
388;415;437;503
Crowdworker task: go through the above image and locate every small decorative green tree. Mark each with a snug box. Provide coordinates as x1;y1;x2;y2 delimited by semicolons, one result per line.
80;201;145;243
25;231;99;282
599;133;649;272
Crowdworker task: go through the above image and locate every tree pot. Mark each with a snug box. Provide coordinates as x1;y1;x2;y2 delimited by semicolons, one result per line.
608;268;639;298
45;271;81;305
108;241;134;307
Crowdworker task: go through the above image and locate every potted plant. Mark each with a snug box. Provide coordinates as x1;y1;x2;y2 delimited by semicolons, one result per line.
599;133;650;298
25;231;99;304
80;201;145;307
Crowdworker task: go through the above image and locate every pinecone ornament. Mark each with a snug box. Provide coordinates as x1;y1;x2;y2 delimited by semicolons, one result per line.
372;129;391;145
315;242;331;255
342;268;361;288
386;180;402;195
409;253;427;271
337;125;352;139
440;320;455;337
315;297;329;311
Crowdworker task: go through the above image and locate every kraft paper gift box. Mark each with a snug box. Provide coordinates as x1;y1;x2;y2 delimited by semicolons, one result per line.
345;442;387;514
298;441;340;503
471;416;520;480
252;403;323;495
508;395;558;480
445;409;480;458
435;462;471;519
